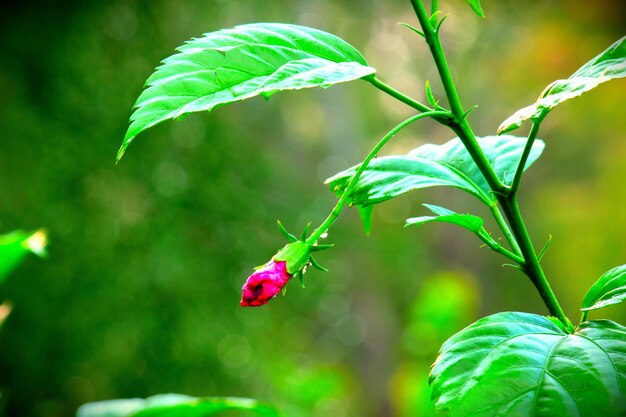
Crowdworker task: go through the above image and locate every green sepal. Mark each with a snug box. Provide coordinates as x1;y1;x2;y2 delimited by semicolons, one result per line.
309;256;328;272
297;272;305;288
274;241;311;275
309;244;334;252
277;220;298;243
301;223;311;241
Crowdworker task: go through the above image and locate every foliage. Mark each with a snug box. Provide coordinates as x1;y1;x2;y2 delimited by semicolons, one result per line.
430;312;626;416
1;1;625;417
0;229;47;327
114;0;626;415
0;229;47;285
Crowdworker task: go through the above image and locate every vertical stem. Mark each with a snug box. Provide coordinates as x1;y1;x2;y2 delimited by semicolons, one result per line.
409;0;508;197
499;198;571;330
409;0;572;330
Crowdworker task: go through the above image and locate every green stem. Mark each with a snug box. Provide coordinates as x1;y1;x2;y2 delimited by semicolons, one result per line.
409;0;508;197
509;120;541;196
499;198;572;331
431;0;439;14
306;110;451;244
489;205;522;256
409;0;571;330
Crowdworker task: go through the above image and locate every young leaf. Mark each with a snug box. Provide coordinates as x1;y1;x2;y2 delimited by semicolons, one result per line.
499;36;626;134
77;394;281;417
466;0;485;17
326;135;544;207
405;204;498;247
430;312;626;416
582;264;626;312
119;23;376;160
0;229;47;285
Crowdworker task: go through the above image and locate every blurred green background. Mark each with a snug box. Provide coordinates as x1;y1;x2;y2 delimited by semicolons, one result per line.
0;0;625;416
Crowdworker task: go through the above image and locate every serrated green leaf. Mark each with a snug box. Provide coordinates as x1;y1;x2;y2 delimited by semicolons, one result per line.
466;0;485;17
77;394;281;417
406;204;497;247
326;135;544;207
582;264;626;312
0;229;47;285
430;312;626;416
119;23;376;160
499;36;626;134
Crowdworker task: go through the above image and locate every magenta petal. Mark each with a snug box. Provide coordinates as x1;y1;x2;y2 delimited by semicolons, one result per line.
240;260;291;307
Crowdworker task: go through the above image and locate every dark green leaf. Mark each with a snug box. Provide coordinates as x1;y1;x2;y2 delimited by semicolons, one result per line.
77;394;281;417
326;135;544;207
119;23;376;159
582;264;626;312
406;204;497;247
430;312;626;416
499;36;626;134
466;0;485;17
0;229;47;285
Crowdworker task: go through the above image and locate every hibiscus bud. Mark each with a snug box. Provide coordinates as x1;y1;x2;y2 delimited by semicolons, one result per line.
240;260;290;307
240;241;312;307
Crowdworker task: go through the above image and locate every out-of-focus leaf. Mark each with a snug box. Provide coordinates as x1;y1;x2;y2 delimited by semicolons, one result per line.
582;264;626;312
0;229;47;285
406;204;497;246
77;394;281;417
466;0;485;17
326;136;544;207
430;312;626;416
499;36;626;134
0;303;12;327
119;23;375;160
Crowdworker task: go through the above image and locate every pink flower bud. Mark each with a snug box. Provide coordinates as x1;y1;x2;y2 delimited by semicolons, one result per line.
240;260;291;307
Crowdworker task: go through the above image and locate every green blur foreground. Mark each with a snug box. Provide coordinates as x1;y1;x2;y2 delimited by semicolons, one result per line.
1;1;626;416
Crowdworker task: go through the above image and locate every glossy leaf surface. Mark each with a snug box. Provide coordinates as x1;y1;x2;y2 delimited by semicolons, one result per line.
119;23;375;159
430;312;626;417
0;229;47;285
582;264;626;312
326;135;544;207
406;204;497;246
77;394;280;417
499;36;626;134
